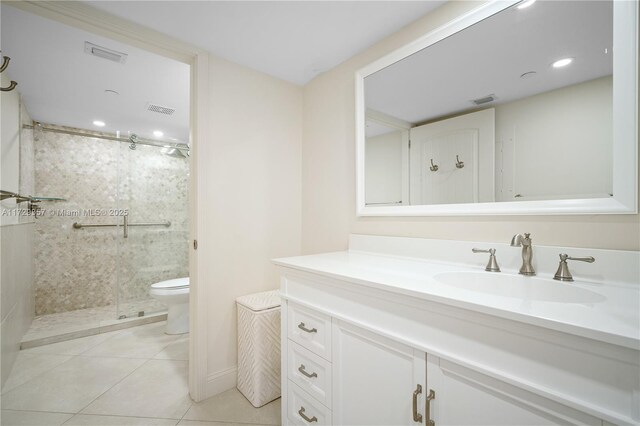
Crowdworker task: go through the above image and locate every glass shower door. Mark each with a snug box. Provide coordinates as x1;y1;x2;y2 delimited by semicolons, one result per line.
116;139;189;319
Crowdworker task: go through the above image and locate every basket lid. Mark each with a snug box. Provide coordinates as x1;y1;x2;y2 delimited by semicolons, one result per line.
236;290;280;311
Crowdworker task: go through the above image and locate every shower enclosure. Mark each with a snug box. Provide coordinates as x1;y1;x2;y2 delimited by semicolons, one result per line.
28;124;189;335
115;133;189;319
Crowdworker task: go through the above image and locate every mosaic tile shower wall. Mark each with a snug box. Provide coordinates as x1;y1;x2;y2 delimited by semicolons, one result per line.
34;124;189;316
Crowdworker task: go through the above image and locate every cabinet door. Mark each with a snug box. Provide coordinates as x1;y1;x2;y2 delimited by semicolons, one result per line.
332;320;426;426
426;355;602;426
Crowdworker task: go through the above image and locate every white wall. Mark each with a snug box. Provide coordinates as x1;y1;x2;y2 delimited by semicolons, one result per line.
410;108;494;204
1;73;21;226
0;88;35;389
495;76;613;201
301;1;639;253
199;54;302;396
365;131;403;204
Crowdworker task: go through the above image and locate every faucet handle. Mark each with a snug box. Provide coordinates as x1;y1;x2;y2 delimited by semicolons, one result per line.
553;254;595;282
472;248;500;272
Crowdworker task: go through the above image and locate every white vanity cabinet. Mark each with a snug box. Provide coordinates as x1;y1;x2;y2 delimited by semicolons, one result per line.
278;266;639;426
284;301;428;426
425;355;605;426
332;320;426;426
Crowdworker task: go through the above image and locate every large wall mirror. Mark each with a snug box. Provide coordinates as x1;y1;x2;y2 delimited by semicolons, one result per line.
356;0;637;216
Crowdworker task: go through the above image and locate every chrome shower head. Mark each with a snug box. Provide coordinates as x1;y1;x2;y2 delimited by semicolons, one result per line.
161;147;188;158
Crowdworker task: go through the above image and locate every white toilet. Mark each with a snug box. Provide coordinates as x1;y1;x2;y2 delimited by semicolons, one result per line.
149;277;189;334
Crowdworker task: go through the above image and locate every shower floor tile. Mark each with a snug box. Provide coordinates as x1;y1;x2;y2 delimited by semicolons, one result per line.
24;306;116;340
21;301;167;348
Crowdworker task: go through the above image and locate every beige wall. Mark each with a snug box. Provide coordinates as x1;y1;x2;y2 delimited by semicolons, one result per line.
495;76;613;201
302;1;640;254
201;55;302;389
365;130;403;204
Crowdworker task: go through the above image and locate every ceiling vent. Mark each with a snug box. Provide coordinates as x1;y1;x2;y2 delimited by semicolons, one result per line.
84;42;128;64
471;94;496;106
146;103;176;116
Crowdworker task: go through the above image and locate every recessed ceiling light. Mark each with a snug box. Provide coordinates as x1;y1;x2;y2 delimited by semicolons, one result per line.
153;130;164;137
517;0;536;9
552;58;573;68
93;120;106;127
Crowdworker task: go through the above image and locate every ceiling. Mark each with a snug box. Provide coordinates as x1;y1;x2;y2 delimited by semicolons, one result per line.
86;1;444;85
2;1;444;141
365;0;613;125
1;5;190;142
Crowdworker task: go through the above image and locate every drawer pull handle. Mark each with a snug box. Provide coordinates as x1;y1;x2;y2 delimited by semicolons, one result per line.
425;389;436;426
298;364;318;378
298;322;318;334
412;384;423;423
298;406;318;423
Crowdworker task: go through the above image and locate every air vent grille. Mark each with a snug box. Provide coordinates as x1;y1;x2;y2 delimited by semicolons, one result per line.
84;42;127;64
147;103;176;115
472;94;496;105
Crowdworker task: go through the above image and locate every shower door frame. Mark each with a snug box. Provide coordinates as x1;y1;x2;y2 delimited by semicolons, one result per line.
9;1;209;403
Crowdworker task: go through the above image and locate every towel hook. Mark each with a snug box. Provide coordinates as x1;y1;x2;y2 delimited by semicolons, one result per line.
429;158;439;172
0;56;10;73
0;81;17;92
0;53;18;92
455;155;465;169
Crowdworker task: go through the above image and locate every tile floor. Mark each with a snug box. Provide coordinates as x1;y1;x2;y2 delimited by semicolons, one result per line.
1;321;281;426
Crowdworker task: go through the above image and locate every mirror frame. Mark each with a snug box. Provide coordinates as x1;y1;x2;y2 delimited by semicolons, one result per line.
356;0;638;217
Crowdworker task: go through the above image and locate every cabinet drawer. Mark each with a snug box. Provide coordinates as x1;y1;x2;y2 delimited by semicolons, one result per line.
288;380;332;426
287;303;332;361
288;341;332;408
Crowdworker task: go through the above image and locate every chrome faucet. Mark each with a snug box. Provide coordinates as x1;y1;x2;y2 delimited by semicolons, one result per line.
553;254;595;282
510;233;535;275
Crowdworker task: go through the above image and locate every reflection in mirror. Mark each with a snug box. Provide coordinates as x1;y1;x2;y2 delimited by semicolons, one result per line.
364;0;616;207
364;111;410;206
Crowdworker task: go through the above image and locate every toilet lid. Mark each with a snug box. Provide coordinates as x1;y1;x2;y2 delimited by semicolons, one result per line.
151;277;189;290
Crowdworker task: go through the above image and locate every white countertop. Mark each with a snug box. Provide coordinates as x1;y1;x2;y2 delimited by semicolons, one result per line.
274;250;640;351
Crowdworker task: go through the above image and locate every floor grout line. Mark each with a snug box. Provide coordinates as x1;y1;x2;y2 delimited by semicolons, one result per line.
2;328;135;395
58;410;186;422
4;322;280;426
0;353;77;397
70;356;155;419
1;408;77;415
69;338;190;420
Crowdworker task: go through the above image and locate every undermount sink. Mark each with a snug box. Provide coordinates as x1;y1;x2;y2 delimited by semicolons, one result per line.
433;271;606;303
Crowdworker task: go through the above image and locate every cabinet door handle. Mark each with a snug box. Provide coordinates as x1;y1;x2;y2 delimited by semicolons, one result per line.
298;322;317;333
298;364;318;378
425;389;436;426
412;384;423;423
298;406;318;423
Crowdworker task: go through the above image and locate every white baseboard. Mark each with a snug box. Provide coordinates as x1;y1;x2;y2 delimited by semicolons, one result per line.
203;365;238;399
